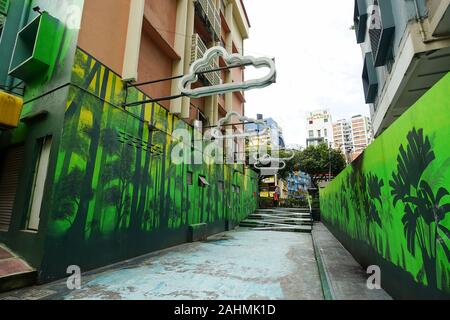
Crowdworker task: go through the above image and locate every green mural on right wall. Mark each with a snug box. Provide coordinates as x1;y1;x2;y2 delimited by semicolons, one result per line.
320;73;450;299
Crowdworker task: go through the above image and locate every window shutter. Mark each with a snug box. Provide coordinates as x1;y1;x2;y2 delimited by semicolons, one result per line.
0;144;25;232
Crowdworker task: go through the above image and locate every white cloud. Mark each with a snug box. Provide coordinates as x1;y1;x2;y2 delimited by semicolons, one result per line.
243;0;370;147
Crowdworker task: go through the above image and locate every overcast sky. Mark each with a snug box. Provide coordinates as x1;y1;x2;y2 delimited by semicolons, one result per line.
243;0;370;147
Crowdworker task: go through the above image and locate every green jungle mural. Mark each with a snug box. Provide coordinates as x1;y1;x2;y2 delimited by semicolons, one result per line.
320;73;450;299
38;48;259;281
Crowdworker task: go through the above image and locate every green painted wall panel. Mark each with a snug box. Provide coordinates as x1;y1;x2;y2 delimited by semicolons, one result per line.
38;49;258;281
320;73;450;299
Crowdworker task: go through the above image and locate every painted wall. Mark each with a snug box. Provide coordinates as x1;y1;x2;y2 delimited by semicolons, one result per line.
39;48;258;282
0;0;84;268
320;73;450;299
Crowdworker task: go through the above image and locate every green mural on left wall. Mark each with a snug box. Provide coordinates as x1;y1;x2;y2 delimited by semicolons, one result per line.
320;73;450;299
39;49;259;281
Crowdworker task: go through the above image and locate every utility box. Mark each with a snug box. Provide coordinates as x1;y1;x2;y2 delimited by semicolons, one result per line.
0;91;24;129
188;223;207;242
9;12;63;82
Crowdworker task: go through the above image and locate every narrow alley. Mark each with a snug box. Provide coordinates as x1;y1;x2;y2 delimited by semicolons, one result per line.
0;213;390;300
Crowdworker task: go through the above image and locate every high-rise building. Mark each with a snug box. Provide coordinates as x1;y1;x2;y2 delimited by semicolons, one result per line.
350;115;373;161
306;109;334;147
354;0;450;136
332;115;373;162
333;119;353;160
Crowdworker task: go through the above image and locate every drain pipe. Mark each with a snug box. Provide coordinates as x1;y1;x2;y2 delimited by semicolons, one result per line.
412;0;428;42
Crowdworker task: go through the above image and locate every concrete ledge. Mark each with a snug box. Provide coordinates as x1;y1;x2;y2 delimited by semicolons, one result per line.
188;223;208;242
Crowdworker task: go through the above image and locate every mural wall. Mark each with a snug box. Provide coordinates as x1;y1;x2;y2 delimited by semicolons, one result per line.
39;49;258;281
0;0;85;268
320;73;450;299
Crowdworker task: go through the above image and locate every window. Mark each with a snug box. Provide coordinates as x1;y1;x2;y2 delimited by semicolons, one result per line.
187;172;193;185
26;136;53;231
324;118;328;123
309;130;314;138
309;120;313;125
317;130;321;138
324;129;328;137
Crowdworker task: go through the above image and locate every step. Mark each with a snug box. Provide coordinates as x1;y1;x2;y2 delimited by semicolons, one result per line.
249;213;312;219
256;209;311;214
252;226;312;233
241;219;313;227
0;244;36;293
239;220;313;229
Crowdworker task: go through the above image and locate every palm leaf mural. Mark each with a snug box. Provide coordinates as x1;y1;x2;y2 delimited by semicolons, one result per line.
390;128;435;206
389;128;450;289
402;204;418;255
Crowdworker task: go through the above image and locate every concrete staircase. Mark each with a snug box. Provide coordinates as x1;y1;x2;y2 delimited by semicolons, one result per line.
240;208;313;233
0;244;36;293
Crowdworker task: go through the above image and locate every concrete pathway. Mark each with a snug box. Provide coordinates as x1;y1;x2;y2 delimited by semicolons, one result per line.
0;223;391;300
312;223;391;300
0;228;323;300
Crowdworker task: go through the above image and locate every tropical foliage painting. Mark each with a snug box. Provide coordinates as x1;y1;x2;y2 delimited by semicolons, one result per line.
40;49;258;280
320;73;450;297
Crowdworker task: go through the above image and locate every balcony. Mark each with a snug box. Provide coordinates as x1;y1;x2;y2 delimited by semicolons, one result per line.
368;0;395;67
362;53;378;104
354;0;368;44
194;0;221;41
191;34;220;87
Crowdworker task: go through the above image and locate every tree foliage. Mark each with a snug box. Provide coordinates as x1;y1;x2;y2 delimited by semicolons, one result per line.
276;144;346;187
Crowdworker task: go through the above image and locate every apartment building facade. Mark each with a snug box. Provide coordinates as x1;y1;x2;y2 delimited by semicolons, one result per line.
354;0;450;136
350;115;373;161
245;114;286;153
331;115;373;162
0;0;258;287
332;119;353;160
306;109;334;147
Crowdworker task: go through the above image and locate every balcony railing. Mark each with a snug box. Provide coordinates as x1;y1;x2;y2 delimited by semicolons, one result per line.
191;34;220;87
194;0;221;41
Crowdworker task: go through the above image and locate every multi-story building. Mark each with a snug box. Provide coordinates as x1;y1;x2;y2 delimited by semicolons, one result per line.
333;119;353;159
0;0;258;287
354;0;450;136
245;114;286;153
306;109;334;147
350;114;373;161
332;115;373;162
